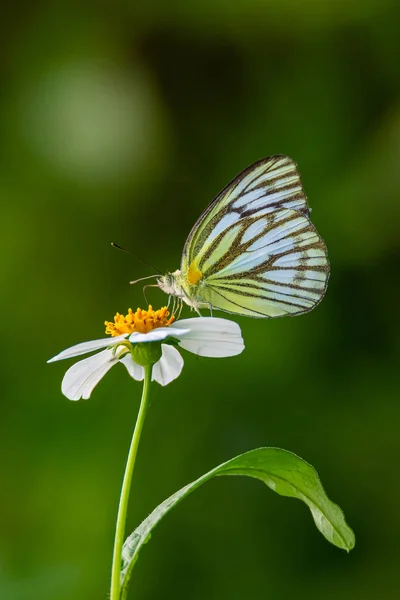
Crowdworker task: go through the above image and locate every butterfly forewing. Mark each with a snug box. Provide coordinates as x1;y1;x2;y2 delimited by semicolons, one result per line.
181;155;310;274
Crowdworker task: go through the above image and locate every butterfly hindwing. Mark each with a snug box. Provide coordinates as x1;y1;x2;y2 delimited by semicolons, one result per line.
199;208;329;317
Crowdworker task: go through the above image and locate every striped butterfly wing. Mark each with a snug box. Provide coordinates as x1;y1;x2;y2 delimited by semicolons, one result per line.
181;156;329;318
181;155;310;274
199;208;329;317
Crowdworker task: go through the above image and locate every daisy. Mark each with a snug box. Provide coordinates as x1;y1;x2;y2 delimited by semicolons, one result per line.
48;306;244;399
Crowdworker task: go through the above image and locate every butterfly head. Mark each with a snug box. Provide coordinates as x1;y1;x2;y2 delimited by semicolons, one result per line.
158;270;183;297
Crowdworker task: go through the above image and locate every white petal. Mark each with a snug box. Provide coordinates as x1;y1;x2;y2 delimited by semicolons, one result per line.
61;349;118;400
48;334;128;363
119;353;145;381
172;317;244;358
151;344;184;386
128;327;189;344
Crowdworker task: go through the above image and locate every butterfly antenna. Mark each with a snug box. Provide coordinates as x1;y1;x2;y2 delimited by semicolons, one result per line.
111;242;162;275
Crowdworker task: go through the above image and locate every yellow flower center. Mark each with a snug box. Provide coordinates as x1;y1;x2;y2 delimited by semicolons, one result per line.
105;305;175;337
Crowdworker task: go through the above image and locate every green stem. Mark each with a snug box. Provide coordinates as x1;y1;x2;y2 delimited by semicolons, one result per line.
110;365;152;600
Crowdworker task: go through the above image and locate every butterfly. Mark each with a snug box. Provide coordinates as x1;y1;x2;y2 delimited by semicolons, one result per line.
157;155;329;318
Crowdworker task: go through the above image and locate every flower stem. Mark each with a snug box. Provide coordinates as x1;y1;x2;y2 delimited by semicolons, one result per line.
110;366;152;600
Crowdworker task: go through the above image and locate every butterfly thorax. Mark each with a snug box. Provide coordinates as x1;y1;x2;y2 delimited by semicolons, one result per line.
158;265;206;310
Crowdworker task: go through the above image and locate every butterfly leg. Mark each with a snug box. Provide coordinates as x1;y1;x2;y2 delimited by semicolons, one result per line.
192;304;203;317
172;295;178;316
177;298;184;319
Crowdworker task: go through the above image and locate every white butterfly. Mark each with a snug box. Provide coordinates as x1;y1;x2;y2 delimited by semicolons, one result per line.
158;155;329;318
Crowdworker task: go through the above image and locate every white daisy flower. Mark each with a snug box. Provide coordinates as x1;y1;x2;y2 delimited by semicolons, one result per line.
48;306;244;400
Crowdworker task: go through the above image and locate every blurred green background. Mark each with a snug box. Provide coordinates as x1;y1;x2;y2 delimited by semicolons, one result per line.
2;1;399;599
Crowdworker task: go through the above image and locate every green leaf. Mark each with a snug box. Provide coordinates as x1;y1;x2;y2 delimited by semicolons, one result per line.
120;447;355;598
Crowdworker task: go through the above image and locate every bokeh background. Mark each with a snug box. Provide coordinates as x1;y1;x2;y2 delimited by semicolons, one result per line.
2;2;400;599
